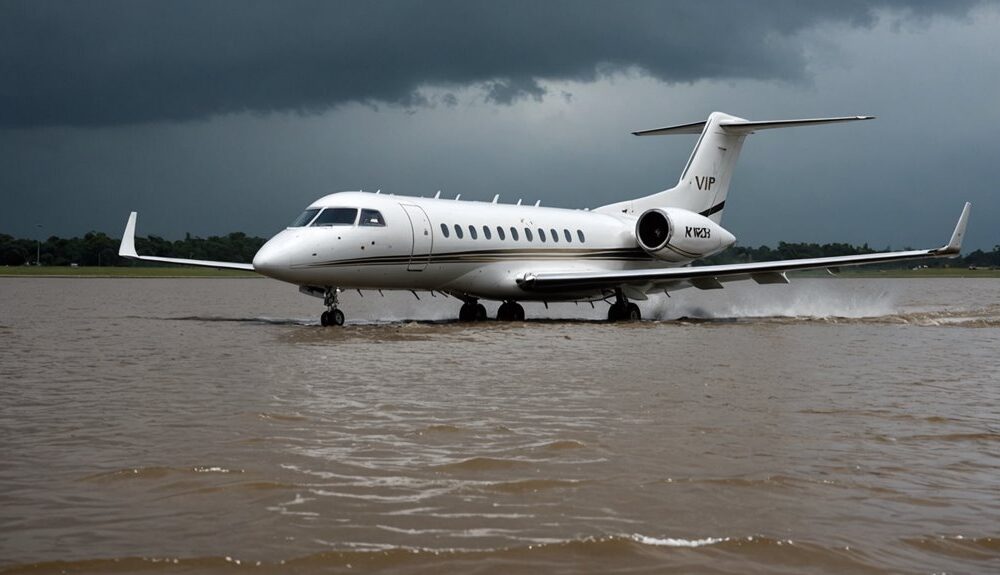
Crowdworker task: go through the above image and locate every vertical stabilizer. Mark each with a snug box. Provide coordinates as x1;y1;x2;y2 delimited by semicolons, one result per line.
595;112;873;223
666;112;747;222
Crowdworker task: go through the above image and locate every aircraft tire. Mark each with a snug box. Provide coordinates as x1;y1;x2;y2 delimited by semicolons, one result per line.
320;311;330;326
331;309;345;326
497;302;525;321
513;303;525;321
459;303;475;322
626;303;641;321
608;303;624;322
496;302;512;321
475;303;487;321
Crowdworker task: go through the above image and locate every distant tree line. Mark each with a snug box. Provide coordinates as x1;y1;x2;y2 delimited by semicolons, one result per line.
1;231;998;269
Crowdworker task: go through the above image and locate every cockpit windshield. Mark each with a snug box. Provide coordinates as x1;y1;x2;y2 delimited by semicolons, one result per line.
311;208;358;226
290;208;320;227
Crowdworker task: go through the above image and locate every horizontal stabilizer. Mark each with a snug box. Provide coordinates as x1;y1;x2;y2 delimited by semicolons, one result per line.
632;120;707;136
633;115;874;136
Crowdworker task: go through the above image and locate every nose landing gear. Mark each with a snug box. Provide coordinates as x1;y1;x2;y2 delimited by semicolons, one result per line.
320;287;345;326
607;288;641;322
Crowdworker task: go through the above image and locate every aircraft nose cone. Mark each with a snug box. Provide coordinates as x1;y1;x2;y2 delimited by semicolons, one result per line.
252;239;290;278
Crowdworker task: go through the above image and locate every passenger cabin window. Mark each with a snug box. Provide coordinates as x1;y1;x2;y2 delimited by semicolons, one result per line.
359;209;385;226
469;225;478;240
510;227;519;241
524;228;533;242
550;228;558;243
441;223;450;238
538;228;546;242
577;229;585;243
483;225;491;240
290;208;320;227
497;226;506;240
311;208;358;226
454;224;464;239
564;229;572;242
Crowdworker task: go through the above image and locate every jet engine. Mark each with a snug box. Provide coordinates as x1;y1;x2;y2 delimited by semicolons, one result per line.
635;208;736;263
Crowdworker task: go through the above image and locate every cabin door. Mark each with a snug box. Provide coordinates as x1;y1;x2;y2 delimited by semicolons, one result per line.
400;204;432;271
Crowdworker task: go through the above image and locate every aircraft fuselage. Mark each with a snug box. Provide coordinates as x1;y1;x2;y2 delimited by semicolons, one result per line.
252;191;673;301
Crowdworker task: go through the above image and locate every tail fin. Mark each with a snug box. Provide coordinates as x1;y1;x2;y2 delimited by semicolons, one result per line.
596;112;874;223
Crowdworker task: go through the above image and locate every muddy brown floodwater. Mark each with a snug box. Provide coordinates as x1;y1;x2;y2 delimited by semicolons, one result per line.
1;277;999;574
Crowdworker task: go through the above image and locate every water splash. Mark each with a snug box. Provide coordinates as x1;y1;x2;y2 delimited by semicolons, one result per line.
648;280;898;321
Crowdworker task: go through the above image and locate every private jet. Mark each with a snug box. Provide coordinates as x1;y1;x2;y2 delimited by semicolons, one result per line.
119;112;971;325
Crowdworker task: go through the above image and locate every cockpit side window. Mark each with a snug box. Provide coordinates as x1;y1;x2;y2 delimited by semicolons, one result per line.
290;208;320;227
311;208;358;226
359;209;386;227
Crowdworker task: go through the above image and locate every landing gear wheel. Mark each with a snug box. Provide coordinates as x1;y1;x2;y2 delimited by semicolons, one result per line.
331;309;345;326
608;303;626;322
497;301;526;321
497;302;512;321
626;302;641;321
320;310;331;326
459;301;489;322
459;303;476;322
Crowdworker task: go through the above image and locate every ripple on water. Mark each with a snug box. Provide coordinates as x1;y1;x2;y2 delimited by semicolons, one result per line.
429;457;535;473
80;466;245;482
0;535;910;575
481;479;584;494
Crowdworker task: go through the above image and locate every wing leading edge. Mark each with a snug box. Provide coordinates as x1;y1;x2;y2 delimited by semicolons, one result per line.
118;212;256;271
517;203;971;293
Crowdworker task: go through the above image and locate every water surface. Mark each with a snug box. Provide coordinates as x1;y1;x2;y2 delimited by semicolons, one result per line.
1;277;999;574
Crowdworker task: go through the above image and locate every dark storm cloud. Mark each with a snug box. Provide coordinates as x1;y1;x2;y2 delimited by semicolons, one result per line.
0;0;984;127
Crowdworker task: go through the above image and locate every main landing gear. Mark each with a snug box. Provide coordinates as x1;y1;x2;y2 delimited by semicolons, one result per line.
458;300;488;322
607;288;641;322
456;299;525;321
320;287;345;327
496;300;526;321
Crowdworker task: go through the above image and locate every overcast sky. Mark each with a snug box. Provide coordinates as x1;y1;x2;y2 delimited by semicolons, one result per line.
2;0;998;251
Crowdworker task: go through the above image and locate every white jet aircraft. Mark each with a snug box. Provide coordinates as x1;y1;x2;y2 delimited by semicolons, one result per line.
119;112;971;326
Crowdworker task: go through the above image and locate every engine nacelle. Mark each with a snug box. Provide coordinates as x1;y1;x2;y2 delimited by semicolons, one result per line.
635;208;736;263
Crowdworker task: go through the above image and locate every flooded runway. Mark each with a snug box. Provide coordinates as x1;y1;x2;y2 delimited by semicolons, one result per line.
1;277;999;573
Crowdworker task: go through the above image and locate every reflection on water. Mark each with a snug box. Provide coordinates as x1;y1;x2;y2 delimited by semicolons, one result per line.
1;277;999;574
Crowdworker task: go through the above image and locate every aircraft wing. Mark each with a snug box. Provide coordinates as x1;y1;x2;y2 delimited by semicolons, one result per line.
118;212;256;271
517;203;970;293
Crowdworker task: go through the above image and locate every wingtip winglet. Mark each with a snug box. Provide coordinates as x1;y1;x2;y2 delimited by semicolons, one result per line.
937;202;971;256
119;211;139;258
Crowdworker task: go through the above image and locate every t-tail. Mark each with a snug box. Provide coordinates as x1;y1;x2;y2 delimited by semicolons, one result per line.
595;112;874;223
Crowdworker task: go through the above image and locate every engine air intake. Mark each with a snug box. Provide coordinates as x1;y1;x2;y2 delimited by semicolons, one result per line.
636;209;671;251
